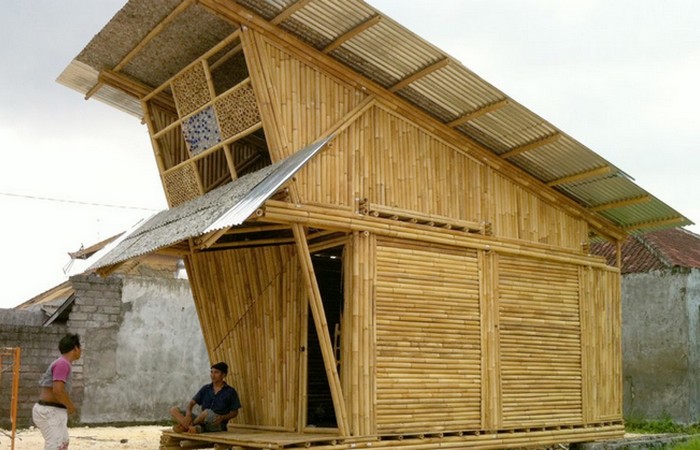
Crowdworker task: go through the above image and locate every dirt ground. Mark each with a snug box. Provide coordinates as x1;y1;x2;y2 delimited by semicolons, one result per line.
0;425;166;449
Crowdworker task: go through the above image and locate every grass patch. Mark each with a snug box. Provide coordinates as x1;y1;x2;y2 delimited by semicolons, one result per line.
625;416;700;435
672;437;700;450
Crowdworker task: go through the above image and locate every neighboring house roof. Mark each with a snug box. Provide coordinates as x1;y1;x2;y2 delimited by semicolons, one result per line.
88;137;331;271
57;0;692;234
590;228;700;274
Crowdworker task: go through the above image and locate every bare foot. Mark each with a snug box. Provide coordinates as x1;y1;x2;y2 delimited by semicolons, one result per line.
187;425;202;434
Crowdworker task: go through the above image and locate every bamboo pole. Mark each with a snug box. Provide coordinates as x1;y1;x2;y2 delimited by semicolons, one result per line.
292;223;349;436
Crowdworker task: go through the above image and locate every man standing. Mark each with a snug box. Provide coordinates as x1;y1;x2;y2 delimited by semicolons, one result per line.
170;362;242;433
32;333;81;450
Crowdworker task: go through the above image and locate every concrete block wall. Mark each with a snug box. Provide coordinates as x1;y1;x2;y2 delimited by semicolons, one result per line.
0;322;69;428
2;269;209;427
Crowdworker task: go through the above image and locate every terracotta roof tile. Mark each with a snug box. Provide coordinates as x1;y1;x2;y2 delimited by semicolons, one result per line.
590;228;700;274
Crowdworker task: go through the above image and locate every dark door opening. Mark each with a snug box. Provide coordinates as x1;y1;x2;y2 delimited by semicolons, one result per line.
306;247;344;428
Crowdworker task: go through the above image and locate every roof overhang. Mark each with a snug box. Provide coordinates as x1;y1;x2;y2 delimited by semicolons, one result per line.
58;0;693;236
88;136;332;272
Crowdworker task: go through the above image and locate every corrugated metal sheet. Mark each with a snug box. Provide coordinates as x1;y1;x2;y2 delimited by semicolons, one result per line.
89;137;331;270
59;0;693;233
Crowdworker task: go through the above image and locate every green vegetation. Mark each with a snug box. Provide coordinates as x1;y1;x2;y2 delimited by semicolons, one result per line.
670;437;700;450
625;417;700;449
625;417;697;434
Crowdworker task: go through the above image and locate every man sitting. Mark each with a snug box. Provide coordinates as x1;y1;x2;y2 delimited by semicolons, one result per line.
170;362;241;433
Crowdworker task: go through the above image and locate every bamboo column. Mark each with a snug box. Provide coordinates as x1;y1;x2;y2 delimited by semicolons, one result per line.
292;223;350;436
479;250;501;431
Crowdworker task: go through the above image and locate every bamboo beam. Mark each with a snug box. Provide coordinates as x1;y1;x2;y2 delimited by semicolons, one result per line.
262;200;616;270
270;0;313;25
499;133;561;160
114;0;195;72
389;58;451;93
323;15;382;54
447;99;509;128
546;166;612;187
98;70;176;112
623;216;686;232
588;195;651;212
200;0;627;241
84;0;195;102
292;223;349;436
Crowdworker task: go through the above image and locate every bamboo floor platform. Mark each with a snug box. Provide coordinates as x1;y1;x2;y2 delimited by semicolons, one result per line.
160;422;625;449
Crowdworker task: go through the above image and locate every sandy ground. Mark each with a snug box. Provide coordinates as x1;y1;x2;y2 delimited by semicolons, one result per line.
0;425;166;449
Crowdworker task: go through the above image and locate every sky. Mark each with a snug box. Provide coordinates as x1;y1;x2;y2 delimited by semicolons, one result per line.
0;1;698;308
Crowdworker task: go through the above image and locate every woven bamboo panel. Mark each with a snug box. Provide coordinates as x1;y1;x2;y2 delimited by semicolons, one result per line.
162;162;201;207
189;246;304;429
260;36;368;156
172;61;212;117
580;266;622;422
374;238;481;433
363;106;484;223
214;82;261;140
489;172;587;251
497;254;583;427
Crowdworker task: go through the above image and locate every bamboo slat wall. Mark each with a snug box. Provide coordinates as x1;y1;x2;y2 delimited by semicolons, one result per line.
580;266;622;422
374;238;481;433
341;232;376;436
497;254;583;428
188;246;305;430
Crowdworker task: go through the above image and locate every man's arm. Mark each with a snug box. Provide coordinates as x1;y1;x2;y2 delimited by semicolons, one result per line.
52;381;76;415
213;408;239;424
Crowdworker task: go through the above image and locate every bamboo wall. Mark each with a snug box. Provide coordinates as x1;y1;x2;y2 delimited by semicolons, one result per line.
497;254;583;427
187;246;305;430
139;17;623;444
580;266;622;422
374;238;481;433
341;232;376;436
243;28;588;251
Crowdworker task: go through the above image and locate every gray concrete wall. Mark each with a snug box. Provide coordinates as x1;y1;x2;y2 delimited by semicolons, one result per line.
685;269;700;422
77;274;209;424
1;270;209;428
622;268;697;423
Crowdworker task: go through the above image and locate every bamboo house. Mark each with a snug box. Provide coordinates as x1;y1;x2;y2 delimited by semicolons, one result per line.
59;1;692;448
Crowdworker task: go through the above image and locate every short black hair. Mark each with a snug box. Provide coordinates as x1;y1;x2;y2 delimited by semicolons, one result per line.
211;362;228;375
59;333;81;354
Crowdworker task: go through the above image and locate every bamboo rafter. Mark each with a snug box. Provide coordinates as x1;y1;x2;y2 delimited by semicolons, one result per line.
546;166;612;187
500;133;561;160
447;99;509;128
270;0;313;25
589;195;651;212
323;15;382;54
389;58;451;93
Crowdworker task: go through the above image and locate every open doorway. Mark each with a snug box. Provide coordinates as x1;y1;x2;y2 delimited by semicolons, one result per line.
306;246;344;428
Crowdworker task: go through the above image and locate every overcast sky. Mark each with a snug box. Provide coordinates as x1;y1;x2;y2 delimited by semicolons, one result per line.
1;1;698;308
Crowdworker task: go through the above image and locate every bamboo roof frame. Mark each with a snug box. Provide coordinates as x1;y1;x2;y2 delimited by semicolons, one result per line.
57;0;693;237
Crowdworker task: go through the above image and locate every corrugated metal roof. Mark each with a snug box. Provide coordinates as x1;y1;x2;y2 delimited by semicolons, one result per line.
89;137;331;270
58;0;693;234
